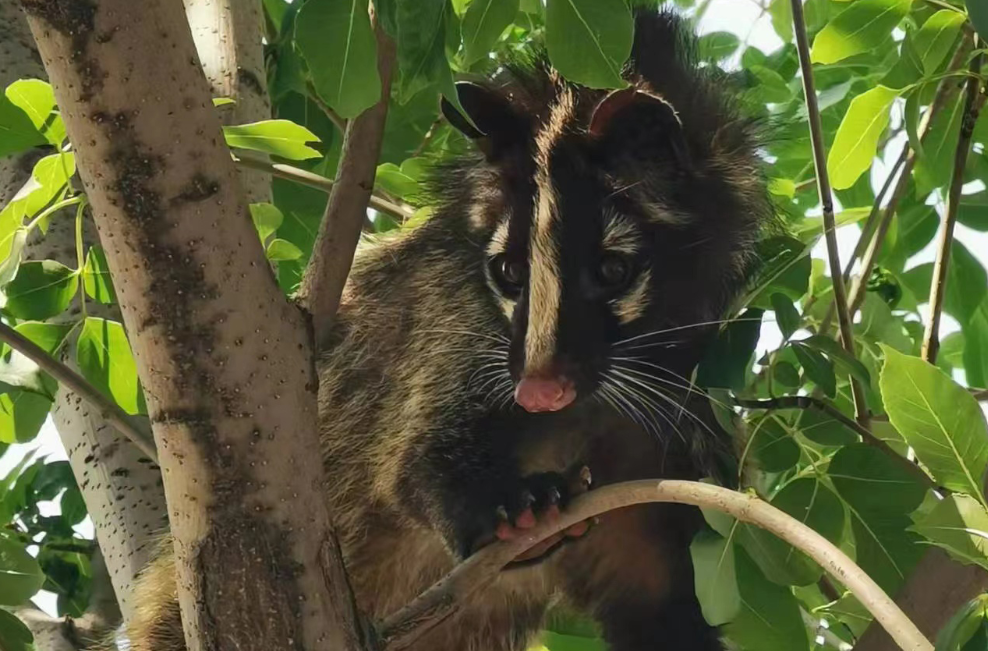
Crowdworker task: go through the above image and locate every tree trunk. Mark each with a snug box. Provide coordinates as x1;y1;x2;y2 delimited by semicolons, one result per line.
183;0;272;205
19;1;368;651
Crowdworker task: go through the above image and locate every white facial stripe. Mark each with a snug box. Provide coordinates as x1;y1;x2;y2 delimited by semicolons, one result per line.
525;177;561;374
614;267;651;324
485;219;516;320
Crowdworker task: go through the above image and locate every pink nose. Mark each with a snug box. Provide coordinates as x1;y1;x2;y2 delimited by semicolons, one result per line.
514;376;577;412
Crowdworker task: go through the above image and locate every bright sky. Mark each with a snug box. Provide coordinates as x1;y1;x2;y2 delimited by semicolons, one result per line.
5;0;988;617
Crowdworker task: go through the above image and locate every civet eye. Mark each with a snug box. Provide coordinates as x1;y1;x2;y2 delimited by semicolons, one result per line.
597;253;633;290
489;254;527;297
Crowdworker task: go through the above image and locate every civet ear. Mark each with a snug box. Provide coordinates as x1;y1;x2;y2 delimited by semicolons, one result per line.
441;81;529;161
589;87;692;171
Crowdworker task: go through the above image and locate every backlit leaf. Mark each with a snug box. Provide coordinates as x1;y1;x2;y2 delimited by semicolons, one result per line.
722;548;809;651
463;0;519;64
916;91;965;197
810;0;910;65
913;10;966;74
76;317;146;416
913;494;988;571
880;346;988;504
83;246;117;304
4;79;65;146
827;86;898;190
223;120;321;160
296;0;381;119
249;203;284;243
0;391;52;443
545;0;632;89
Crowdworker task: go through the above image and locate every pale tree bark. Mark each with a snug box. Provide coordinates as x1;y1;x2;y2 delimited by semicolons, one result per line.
183;0;272;205
19;2;368;651
3;0;274;633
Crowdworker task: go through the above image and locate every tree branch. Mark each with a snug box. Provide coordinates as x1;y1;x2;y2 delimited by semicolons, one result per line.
232;152;411;220
790;0;870;428
922;51;985;363
0;321;157;461
379;480;933;651
298;11;396;346
734;396;938;492
845;38;970;317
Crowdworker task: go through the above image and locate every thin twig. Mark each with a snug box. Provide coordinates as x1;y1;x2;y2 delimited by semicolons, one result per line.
0;321;158;461
790;0;870;428
379;480;933;651
973;388;988;401
306;81;348;133
298;14;397;346
845;37;971;317
232;153;411;220
735;395;938;492
412;116;444;158
922;51;985;363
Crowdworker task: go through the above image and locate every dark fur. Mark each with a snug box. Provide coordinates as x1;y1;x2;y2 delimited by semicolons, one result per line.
126;9;770;651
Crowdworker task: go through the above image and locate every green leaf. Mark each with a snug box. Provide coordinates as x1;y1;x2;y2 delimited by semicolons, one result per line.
295;0;382;119
747;236;811;307
375;162;419;198
696;308;764;391
962;615;988;651
770;293;800;340
792;341;837;397
810;0;911;65
698;31;741;62
937;594;988;651
916;91;965;196
968;0;988;41
830;443;928;593
396;0;453;101
749;417;800;473
0;609;33;651
913;494;988;571
773;361;801;388
222;120;321;160
5;79;65;146
249;203;284;243
0;536;45;605
749;65;792;104
690;528;740;626
827;86;898;190
2;260;79;321
60;485;87;525
913;10;966;74
0;88;46;157
83;246;117;304
722;548;810;651
76;317;146;416
1;322;74;360
880;346;988;504
0;391;52;443
740;478;845;586
768;0;793;42
545;0;632;89
798;334;872;384
795;408;859;446
958;192;988;231
266;238;304;261
463;0;519;64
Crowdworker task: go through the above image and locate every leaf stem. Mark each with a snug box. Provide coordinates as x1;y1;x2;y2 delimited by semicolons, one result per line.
790;0;870;428
845;37;971;318
74;198;88;320
24;194;85;233
0;321;158;461
380;480;934;651
922;51;985;363
734;395;939;492
232;153;410;220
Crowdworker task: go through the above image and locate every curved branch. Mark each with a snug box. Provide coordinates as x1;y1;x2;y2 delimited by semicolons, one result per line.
379;480;933;651
0;321;157;461
790;0;870;428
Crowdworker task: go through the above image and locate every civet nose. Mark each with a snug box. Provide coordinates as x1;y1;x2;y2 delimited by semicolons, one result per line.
514;375;577;412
